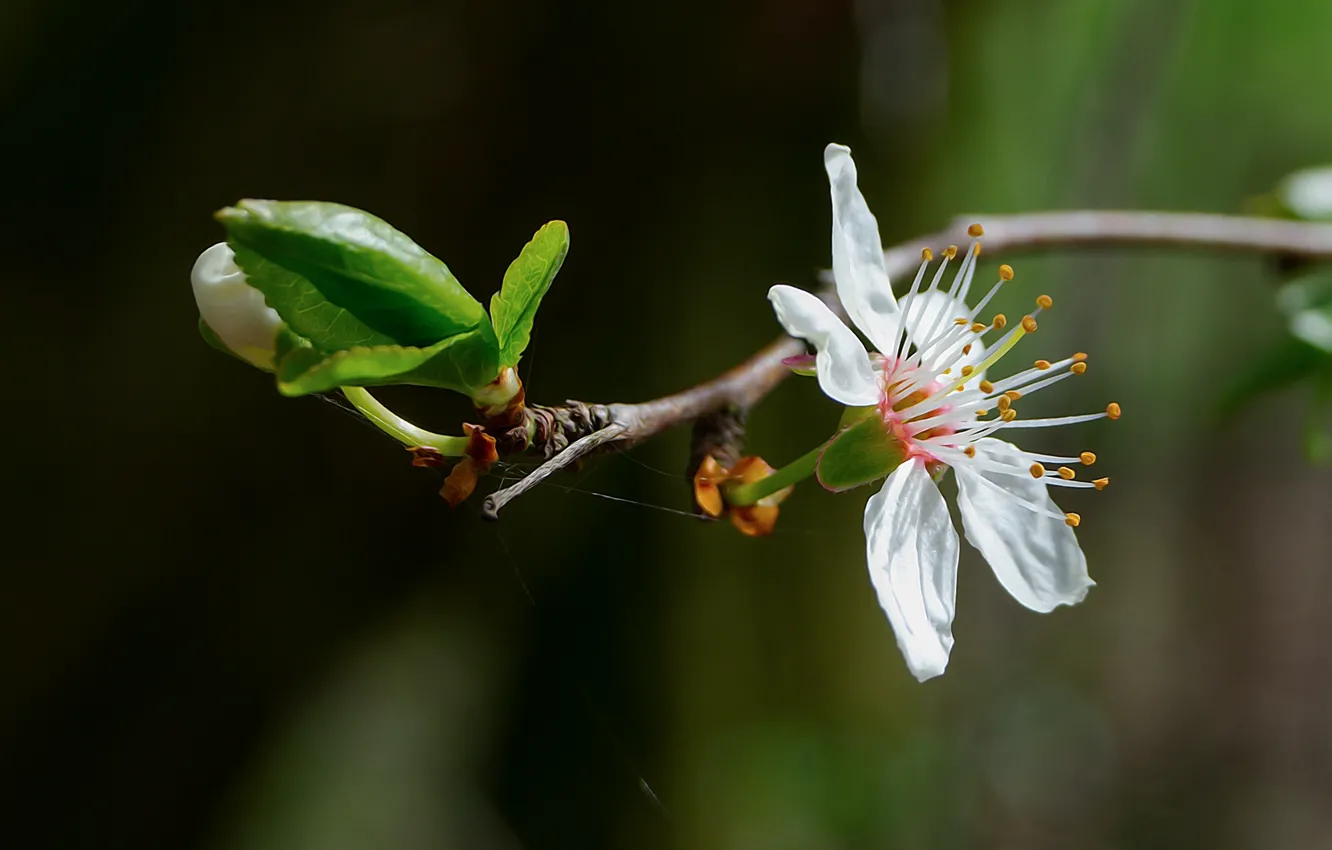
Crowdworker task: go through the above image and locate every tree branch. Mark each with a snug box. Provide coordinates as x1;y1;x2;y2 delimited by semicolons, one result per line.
481;210;1332;519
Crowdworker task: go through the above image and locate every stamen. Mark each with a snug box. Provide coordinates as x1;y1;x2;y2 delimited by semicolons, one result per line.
1034;359;1051;370
960;365;975;377
999;264;1014;281
921;247;934;261
992;314;1008;329
1106;402;1122;419
964;445;976;457
944;245;958;259
1029;463;1046;478
1065;512;1081;528
1071;362;1087;375
1080;451;1096;465
1073;352;1087;361
1022;316;1039;333
971;322;987;333
994;412;1109;429
1057;466;1076;480
1036;294;1053;309
975;409;989;417
967;223;984;237
979;380;994;394
1001;409;1017;422
1093;477;1109;490
963;344;973;355
996;395;1012;412
954;318;969;326
1005;391;1022;401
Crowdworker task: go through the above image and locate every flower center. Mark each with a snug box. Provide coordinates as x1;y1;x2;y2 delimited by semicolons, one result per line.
877;359;955;464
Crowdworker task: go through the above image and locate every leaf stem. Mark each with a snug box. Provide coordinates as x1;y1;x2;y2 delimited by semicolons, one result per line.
724;443;824;507
340;387;469;455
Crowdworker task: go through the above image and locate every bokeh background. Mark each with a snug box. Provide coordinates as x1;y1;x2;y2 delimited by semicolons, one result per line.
3;0;1331;848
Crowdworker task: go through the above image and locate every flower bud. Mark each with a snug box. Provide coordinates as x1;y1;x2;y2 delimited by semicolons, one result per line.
191;242;282;369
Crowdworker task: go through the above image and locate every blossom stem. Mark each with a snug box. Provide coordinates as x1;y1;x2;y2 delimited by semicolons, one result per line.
724;443;824;507
340;387;469;455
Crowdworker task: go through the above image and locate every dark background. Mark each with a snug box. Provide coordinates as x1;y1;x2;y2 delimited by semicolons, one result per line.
3;0;1331;848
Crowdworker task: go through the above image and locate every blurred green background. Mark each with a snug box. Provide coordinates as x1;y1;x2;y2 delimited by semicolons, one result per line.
3;0;1331;848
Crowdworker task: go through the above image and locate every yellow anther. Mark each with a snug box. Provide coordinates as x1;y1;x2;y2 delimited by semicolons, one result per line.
1022;316;1039;333
1034;359;1051;370
954;317;969;326
961;365;975;377
1001;409;1017;422
944;245;958;259
1106;402;1122;420
1036;294;1053;309
967;223;984;237
921;247;934;261
992;313;1008;329
1057;466;1076;480
1079;451;1097;465
1073;352;1088;362
962;344;973;355
1029;463;1046;478
964;445;976;458
942;368;951;375
1064;512;1082;528
979;379;994;394
999;264;1014;281
1093;477;1110;490
996;395;1011;412
972;322;988;333
1004;391;1022;401
972;242;983;256
976;410;989;417
1071;362;1088;375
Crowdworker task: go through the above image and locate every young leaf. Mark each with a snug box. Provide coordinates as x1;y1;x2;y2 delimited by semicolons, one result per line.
273;328;499;397
490;221;569;367
218;200;490;346
228;241;399;353
816;414;905;492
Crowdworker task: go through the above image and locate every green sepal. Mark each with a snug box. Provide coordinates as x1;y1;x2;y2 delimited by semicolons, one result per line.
816;413;905;492
272;328;499;398
838;405;879;428
490;221;569;368
218;200;491;347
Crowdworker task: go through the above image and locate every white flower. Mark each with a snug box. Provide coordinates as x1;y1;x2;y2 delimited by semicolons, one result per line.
770;144;1118;682
191;242;282;369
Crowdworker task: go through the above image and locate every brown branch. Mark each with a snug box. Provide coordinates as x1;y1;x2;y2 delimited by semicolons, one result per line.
481;210;1332;520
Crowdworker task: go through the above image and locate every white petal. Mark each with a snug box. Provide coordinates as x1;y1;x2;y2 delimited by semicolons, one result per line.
953;438;1094;612
904;289;987;374
864;459;960;682
768;284;879;406
191;242;282;369
825;144;899;352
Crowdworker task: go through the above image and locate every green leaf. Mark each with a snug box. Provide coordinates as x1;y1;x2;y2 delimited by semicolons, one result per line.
273;328;499;397
816;414;905;492
489;221;569;367
229;241;399;352
218;200;490;347
1217;335;1327;417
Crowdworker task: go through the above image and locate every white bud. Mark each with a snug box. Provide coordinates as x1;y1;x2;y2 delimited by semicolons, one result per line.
191;242;282;369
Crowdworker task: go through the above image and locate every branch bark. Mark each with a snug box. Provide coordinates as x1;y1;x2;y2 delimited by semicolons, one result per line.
481;210;1332;520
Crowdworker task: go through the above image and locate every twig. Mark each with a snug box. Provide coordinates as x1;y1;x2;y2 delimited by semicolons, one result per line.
481;422;628;519
872;210;1332;282
483;210;1332;519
